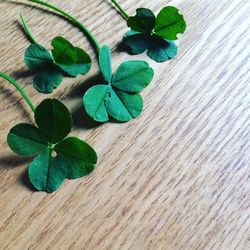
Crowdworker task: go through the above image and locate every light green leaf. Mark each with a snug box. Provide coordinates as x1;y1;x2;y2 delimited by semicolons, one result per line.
83;84;109;122
154;6;186;40
51;36;76;65
55;137;97;179
112;60;154;93
28;149;66;193
56;47;92;77
123;31;150;55
147;35;178;62
83;59;153;122
127;8;155;33
33;67;63;94
35;99;72;143
83;84;144;122
106;89;143;122
99;46;112;83
7;123;48;156
24;43;53;70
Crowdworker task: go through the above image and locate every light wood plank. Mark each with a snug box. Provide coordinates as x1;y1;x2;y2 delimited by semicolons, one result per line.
0;0;249;249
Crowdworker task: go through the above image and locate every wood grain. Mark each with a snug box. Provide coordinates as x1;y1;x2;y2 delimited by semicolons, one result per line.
0;0;249;249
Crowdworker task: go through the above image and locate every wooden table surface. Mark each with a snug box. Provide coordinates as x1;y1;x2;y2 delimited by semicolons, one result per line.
0;0;249;249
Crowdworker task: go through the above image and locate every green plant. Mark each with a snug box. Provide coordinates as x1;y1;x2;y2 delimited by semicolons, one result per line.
0;72;97;193
21;13;92;93
25;0;154;122
110;0;186;62
84;46;153;122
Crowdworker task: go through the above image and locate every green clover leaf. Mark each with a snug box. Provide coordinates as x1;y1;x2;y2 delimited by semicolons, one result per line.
123;6;186;62
34;98;72;143
123;31;151;55
83;46;153;122
7;123;48;156
51;36;77;64
28;149;67;193
7;98;97;193
154;6;186;40
127;8;156;33
24;37;92;94
124;31;178;63
55;137;97;179
33;66;63;93
51;37;92;77
112;60;154;92
99;45;112;83
24;43;54;70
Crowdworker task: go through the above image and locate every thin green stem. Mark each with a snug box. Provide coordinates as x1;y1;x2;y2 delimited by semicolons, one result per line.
0;72;36;113
110;0;130;20
27;0;101;52
20;12;38;44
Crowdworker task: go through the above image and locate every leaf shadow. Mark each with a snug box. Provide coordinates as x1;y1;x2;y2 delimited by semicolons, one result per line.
115;39;141;57
11;67;35;80
0;86;33;123
116;40;128;53
71;105;103;129
0;154;31;169
19;169;37;192
67;72;103;98
0;154;36;191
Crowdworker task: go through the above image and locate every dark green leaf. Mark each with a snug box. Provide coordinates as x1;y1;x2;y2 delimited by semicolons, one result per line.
51;36;76;65
127;8;155;33
33;67;63;94
24;43;53;70
154;6;186;40
35;99;72;143
56;47;92;77
28;149;66;192
7;123;48;156
83;84;109;122
55;137;97;178
106;89;143;122
112;60;154;92
99;46;112;83
147;35;178;62
123;31;150;55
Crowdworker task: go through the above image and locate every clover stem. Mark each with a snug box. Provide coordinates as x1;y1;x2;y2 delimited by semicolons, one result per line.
48;143;55;149
20;12;38;44
110;0;130;20
27;0;101;53
0;72;36;113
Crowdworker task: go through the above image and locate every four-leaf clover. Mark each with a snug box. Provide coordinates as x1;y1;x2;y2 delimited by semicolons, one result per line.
25;36;92;94
83;46;154;122
7;98;97;192
123;6;186;62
